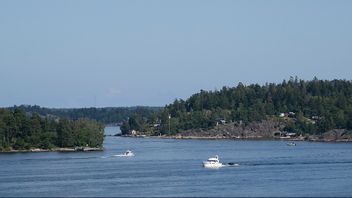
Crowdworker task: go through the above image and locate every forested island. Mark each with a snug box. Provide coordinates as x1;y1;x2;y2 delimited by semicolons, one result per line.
2;78;352;151
0;105;160;152
121;78;352;141
0;108;104;152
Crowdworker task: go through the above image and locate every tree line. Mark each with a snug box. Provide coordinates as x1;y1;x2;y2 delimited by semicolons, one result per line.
121;78;352;135
0;108;104;151
7;105;161;124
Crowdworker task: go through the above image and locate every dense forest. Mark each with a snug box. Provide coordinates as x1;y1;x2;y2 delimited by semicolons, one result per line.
121;78;352;136
7;105;161;124
0;108;104;151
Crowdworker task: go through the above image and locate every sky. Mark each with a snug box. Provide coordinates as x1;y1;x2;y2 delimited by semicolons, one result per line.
1;0;351;108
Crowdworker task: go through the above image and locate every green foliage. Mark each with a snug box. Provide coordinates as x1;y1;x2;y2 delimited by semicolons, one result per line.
73;118;104;147
0;108;104;151
122;78;352;135
8;106;161;124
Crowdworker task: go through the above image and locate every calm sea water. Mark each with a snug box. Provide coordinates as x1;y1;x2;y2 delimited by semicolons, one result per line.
1;126;352;197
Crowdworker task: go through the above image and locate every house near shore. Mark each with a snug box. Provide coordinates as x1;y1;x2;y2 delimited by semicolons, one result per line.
273;131;297;138
131;130;137;136
279;112;296;118
216;118;226;126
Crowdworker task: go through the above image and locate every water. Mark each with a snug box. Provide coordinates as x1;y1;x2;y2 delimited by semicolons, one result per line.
1;127;352;197
104;126;121;136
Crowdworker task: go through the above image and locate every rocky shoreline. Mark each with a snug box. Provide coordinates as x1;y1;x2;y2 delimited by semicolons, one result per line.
125;134;352;142
125;121;352;143
0;147;104;153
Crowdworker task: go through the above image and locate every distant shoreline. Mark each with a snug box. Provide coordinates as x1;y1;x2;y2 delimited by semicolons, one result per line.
121;134;352;143
0;147;103;153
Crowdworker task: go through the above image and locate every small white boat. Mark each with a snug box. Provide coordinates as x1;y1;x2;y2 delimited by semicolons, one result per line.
114;150;135;157
203;155;223;168
287;142;296;146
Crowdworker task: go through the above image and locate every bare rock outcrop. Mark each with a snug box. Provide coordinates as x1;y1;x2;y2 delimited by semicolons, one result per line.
177;120;284;139
322;129;352;141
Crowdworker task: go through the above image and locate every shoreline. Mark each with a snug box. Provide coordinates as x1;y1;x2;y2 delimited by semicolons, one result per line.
0;147;104;153
122;134;352;142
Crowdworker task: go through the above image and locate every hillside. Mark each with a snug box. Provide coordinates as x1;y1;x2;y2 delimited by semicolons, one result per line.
121;78;352;140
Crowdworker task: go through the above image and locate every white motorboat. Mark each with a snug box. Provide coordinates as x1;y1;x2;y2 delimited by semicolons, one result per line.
203;155;223;168
114;150;135;157
123;150;135;156
287;142;296;146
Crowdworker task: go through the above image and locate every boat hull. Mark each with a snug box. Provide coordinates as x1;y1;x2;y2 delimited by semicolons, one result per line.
203;161;223;168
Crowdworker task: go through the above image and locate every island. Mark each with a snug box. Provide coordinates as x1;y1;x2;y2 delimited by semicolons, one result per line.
0;108;104;152
120;77;352;142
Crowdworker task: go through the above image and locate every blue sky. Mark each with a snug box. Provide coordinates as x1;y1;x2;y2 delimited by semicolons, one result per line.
1;0;351;108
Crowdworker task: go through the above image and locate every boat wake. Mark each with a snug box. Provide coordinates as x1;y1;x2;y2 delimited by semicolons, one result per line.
101;150;135;158
100;156;110;159
23;156;99;161
112;154;133;157
238;160;352;167
100;155;133;158
225;162;240;167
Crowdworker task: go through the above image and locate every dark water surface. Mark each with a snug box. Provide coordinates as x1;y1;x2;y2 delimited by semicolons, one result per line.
1;127;352;197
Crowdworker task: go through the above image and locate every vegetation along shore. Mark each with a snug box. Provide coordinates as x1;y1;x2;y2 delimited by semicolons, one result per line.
2;77;352;152
121;78;352;142
0;108;104;152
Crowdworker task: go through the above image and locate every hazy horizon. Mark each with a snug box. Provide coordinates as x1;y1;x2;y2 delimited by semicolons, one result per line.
1;0;351;108
1;77;350;109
